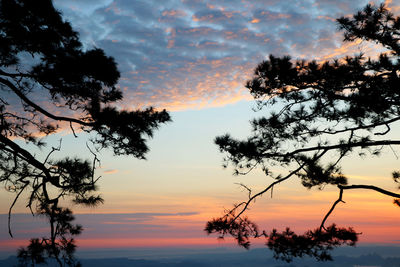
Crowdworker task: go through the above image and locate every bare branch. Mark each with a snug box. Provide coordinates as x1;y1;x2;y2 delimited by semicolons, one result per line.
339;184;400;198
8;181;29;237
262;140;400;158
320;184;400;231
320;187;345;231
231;163;306;222
235;183;252;199
44;139;62;164
70;122;78;138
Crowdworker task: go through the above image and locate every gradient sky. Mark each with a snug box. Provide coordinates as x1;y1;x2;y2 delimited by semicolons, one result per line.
1;0;400;255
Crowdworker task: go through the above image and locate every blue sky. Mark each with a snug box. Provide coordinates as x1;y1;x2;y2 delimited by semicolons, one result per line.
51;0;388;111
1;0;400;256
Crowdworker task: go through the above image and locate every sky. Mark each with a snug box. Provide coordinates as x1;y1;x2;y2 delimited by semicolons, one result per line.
1;0;400;258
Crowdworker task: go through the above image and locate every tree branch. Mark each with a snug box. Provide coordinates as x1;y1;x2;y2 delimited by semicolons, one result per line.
0;69;33;78
8;180;29;237
300;116;400;136
0;134;59;189
320;187;344;231
320;184;400;231
339;184;400;198
0;77;94;127
262;140;400;158
231;163;307;222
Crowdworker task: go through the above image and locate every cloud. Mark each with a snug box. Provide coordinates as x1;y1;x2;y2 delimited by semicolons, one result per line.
20;0;400;112
0;212;201;241
0;212;216;251
103;169;119;174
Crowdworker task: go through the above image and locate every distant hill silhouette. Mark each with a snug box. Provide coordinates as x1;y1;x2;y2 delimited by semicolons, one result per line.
1;247;400;267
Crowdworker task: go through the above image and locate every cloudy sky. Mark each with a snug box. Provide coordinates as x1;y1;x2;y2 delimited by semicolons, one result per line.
52;0;396;111
1;0;400;257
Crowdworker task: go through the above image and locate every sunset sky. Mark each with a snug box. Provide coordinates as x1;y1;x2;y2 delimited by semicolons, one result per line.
1;0;400;256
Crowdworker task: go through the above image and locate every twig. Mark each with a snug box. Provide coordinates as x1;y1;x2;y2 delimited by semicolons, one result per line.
374;123;391;136
86;142;101;183
70;122;78;138
231;163;306;222
389;144;399;159
235;183;252;199
44;139;62;164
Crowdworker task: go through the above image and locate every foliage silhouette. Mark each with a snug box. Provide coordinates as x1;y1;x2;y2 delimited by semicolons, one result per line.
0;0;170;265
206;3;400;262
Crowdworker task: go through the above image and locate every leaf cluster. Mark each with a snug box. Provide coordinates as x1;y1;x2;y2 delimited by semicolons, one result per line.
205;213;358;263
17;206;82;267
205;213;265;249
267;224;358;262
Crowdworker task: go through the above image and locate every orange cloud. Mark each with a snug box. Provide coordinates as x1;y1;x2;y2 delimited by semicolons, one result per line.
162;9;187;17
122;56;255;112
385;0;400;13
260;11;291;20
206;3;215;9
192;14;214;22
327;41;385;61
317;15;336;22
222;11;238;19
103;169;118;174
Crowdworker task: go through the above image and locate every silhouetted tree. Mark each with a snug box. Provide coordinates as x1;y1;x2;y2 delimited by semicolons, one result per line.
0;0;170;265
206;3;400;262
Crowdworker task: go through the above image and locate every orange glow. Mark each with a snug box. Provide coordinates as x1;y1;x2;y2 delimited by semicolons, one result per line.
2;186;399;251
206;3;215;9
0;239;27;248
76;237;226;248
103;169;118;174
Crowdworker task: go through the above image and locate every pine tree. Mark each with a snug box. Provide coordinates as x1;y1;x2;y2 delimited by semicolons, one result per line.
206;3;400;262
0;0;170;265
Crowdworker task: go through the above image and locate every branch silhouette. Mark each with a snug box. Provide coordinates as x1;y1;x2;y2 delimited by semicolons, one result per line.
0;0;171;266
206;3;400;262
